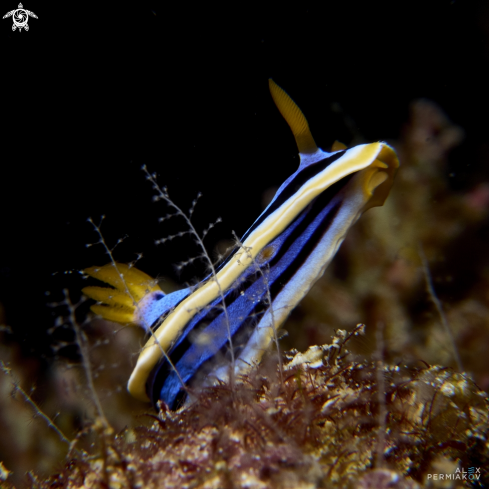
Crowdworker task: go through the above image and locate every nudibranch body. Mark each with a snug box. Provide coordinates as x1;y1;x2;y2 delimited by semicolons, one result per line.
83;80;399;410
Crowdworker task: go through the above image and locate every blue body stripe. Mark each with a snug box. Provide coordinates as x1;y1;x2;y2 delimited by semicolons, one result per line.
150;176;350;409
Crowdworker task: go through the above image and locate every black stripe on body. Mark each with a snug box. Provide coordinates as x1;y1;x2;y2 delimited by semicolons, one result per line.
148;173;352;410
238;151;345;243
210;151;346;276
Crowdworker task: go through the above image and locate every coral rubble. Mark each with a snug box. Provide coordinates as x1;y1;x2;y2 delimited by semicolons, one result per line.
18;330;489;489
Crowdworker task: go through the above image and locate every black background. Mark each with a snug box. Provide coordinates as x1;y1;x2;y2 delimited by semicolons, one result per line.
2;1;489;363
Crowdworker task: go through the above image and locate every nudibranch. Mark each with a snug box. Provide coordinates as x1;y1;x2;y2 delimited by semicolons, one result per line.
83;80;399;410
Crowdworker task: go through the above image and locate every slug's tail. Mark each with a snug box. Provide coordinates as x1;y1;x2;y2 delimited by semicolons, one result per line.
82;263;162;327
